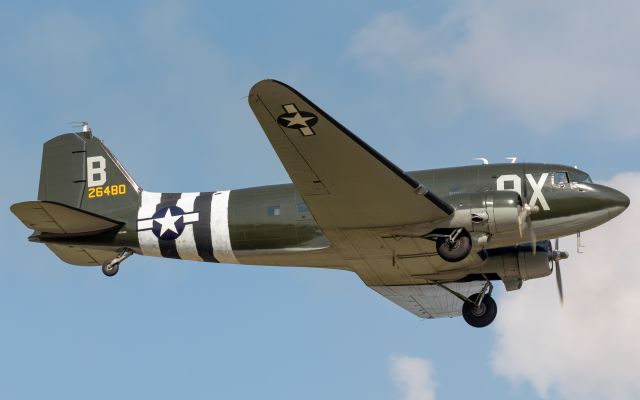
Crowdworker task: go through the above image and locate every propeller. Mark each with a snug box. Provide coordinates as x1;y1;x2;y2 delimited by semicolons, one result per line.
518;203;540;254
549;238;569;304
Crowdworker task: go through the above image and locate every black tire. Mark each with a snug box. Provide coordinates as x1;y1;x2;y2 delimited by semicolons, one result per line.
462;294;497;328
102;261;119;277
436;233;472;262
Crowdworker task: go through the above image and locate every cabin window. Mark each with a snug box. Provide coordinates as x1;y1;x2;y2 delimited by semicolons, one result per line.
552;172;569;187
297;202;309;213
267;205;281;216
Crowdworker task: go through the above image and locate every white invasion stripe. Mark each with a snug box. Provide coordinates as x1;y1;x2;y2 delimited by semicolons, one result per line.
175;192;203;262
137;191;162;257
211;190;239;264
138;219;153;230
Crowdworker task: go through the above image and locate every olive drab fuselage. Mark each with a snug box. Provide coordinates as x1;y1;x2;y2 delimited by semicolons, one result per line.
80;162;627;270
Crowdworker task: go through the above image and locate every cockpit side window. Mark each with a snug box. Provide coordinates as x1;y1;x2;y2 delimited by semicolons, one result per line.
552;171;570;187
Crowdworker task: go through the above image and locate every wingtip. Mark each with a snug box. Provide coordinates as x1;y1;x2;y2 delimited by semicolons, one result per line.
249;79;293;97
10;201;36;215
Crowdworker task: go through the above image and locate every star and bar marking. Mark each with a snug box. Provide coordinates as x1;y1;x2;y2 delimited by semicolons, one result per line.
277;104;318;136
137;206;200;241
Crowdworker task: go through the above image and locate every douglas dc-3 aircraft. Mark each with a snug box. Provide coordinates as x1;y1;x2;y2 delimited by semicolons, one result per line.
11;80;630;327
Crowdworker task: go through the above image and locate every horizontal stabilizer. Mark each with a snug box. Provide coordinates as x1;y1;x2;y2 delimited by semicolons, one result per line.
46;244;120;266
10;201;122;235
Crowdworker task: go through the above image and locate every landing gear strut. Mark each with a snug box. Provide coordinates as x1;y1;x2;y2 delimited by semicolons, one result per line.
101;248;133;277
435;228;472;262
436;277;497;328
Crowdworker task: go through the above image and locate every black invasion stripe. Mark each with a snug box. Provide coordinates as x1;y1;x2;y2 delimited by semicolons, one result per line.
266;80;455;215
192;192;218;263
156;192;181;259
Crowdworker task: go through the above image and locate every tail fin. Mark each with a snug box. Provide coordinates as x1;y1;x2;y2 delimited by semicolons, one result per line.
37;130;141;220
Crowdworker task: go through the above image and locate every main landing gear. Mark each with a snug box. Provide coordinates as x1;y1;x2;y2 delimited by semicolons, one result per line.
436;278;497;328
101;248;134;277
435;228;472;262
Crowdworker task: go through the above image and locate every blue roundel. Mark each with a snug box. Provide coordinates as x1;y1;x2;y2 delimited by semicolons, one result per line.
151;206;185;241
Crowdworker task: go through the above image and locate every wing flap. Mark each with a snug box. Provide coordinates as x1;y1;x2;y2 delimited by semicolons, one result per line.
10;201;122;234
249;80;453;229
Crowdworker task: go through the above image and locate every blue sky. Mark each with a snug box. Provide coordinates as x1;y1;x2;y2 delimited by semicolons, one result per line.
2;1;640;399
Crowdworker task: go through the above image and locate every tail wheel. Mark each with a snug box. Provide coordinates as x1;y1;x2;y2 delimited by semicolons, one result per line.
100;249;133;277
462;293;497;328
436;232;472;262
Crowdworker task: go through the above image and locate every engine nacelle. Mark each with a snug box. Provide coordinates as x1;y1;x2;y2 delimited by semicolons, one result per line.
447;191;521;235
414;242;554;291
478;244;553;290
501;246;553;280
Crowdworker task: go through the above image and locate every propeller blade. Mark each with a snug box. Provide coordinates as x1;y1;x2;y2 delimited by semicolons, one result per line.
555;260;564;305
519;203;539;254
518;206;526;238
529;219;537;255
549;238;568;305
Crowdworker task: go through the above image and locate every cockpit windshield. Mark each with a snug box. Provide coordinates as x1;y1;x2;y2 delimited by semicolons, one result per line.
569;170;593;183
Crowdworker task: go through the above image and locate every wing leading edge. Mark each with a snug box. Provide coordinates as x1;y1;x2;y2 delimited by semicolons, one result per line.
248;80;453;230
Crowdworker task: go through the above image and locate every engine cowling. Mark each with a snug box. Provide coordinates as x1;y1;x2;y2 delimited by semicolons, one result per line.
498;244;553;280
478;243;553;290
447;191;522;235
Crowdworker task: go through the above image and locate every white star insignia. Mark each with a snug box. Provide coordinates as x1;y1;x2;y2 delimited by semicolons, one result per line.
283;112;315;128
154;208;182;237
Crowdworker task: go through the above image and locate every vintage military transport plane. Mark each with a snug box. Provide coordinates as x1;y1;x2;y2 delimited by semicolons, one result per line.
11;80;630;327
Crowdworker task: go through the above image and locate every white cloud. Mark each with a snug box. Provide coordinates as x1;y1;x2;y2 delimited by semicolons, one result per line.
492;172;640;399
351;1;640;136
390;355;437;400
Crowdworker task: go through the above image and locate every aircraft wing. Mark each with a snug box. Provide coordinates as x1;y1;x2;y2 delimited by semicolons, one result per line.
248;80;453;229
371;281;487;319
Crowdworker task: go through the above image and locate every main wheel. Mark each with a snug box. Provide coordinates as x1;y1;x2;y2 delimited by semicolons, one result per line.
462;294;497;328
436;233;472;262
102;260;119;277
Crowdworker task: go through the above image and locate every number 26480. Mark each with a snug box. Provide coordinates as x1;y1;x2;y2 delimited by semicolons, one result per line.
88;184;127;199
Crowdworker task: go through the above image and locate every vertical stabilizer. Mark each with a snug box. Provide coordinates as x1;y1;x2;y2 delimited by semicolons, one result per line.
37;130;141;220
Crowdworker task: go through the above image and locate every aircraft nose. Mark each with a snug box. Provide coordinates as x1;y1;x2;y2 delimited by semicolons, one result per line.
604;187;630;219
